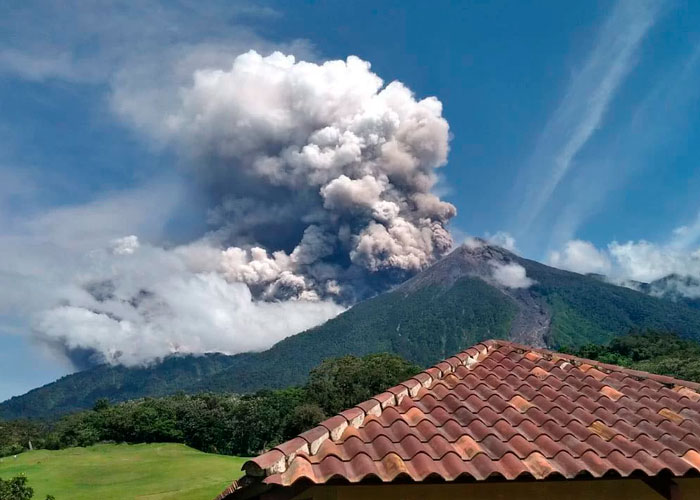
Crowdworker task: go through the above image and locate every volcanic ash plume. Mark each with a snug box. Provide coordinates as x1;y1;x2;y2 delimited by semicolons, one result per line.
28;51;457;367
163;51;456;302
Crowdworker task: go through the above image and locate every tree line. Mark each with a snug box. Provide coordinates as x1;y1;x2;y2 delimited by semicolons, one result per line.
1;353;419;458
3;332;699;460
563;331;700;382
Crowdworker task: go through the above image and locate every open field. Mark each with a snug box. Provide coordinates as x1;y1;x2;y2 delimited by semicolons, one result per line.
0;443;246;500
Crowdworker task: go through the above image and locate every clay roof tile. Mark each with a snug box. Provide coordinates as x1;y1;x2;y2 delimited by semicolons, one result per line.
219;340;700;499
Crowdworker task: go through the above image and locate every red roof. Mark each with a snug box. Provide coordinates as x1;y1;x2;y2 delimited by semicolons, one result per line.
217;340;700;499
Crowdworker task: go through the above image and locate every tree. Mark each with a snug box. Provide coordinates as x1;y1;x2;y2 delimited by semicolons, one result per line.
564;331;700;383
1;352;423;458
0;475;32;500
284;403;326;437
306;353;421;415
0;475;54;500
92;398;111;412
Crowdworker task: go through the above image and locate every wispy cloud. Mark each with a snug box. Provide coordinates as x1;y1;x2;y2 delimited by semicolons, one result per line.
512;0;662;237
547;45;700;249
670;211;700;250
0;1;310;85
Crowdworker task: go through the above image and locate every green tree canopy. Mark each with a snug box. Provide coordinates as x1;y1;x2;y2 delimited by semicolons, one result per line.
306;353;421;415
564;331;700;383
0;475;53;500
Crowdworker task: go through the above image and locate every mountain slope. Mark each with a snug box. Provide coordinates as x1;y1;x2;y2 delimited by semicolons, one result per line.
5;242;700;420
0;353;248;420
644;275;700;311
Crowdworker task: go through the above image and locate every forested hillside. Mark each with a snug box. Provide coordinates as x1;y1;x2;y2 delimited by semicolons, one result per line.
5;243;700;420
1;353;419;458
516;255;700;347
4;332;699;462
565;331;700;383
1;274;516;420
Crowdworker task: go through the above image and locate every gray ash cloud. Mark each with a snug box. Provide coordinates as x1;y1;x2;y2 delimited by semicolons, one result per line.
26;51;457;367
143;51;457;303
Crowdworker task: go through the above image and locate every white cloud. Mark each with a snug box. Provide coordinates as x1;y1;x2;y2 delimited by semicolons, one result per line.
0;179;182;316
111;235;140;255
549;223;700;298
548;240;612;275
0;1;297;85
490;262;535;289
608;240;700;283
670;211;700;250
462;236;486;250
33;245;343;366
0;186;344;367
0;49;77;82
542;48;700;250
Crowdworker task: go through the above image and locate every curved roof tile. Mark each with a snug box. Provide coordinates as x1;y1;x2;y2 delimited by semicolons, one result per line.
216;340;700;499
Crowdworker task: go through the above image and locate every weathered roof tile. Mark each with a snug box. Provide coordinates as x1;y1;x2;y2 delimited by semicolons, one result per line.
219;340;700;498
299;426;329;455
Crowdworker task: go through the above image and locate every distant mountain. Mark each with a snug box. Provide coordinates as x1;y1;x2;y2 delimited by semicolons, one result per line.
644;274;700;311
5;242;700;420
595;273;700;311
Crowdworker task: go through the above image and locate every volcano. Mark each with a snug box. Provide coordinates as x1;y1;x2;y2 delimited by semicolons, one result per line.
5;241;700;420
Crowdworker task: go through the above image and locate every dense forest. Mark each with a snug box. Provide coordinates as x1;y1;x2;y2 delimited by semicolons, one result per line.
0;353;419;458
564;331;700;382
4;332;700;461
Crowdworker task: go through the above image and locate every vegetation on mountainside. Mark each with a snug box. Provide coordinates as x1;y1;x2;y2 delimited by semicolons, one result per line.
0;353;245;421
242;277;516;391
1;353;419;458
0;421;45;459
306;351;424;415
0;277;513;420
516;256;700;348
0;444;244;500
6;248;700;421
564;331;700;383
4;331;700;463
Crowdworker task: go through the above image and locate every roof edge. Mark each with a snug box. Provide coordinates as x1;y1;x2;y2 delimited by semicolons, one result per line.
219;337;700;499
242;340;499;479
498;339;700;393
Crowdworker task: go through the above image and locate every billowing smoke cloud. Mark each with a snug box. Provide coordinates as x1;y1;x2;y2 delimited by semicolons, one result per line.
31;237;344;366
124;50;456;302
22;51;456;367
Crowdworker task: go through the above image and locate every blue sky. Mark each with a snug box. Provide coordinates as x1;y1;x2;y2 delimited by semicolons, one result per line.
1;0;699;401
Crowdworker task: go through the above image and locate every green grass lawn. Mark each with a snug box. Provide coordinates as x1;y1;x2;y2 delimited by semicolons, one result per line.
0;443;247;500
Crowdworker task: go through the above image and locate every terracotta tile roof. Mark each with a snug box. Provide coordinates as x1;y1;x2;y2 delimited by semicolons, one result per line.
217;340;700;499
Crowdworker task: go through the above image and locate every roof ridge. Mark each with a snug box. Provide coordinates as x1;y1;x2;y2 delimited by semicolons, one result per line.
498;339;700;393
242;340;500;478
238;338;700;480
221;339;700;498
